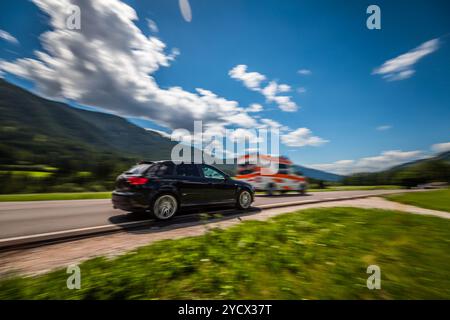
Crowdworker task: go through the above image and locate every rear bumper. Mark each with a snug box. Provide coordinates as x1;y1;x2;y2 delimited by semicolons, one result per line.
112;191;150;212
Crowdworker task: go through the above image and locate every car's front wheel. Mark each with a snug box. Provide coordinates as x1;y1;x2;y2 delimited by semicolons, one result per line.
236;189;252;210
151;194;178;220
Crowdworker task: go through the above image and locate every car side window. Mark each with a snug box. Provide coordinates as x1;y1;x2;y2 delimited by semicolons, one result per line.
202;166;225;180
145;163;173;176
176;164;200;177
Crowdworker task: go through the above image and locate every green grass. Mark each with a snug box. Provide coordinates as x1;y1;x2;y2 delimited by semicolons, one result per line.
308;185;402;192
0;192;111;202
385;189;450;212
0;171;53;178
1;207;449;299
256;185;402;195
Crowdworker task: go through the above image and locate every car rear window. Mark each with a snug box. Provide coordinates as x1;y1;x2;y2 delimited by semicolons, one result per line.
176;164;200;177
125;164;152;174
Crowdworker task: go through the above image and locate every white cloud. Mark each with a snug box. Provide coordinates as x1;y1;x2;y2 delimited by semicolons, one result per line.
246;103;263;113
259;118;288;131
0;0;259;131
309;150;425;175
146;19;159;33
376;125;392;131
229;64;266;90
0;30;19;44
281;128;328;147
431;142;450;154
260;81;297;111
372;38;440;81
179;0;192;22
229;64;298;112
297;69;311;75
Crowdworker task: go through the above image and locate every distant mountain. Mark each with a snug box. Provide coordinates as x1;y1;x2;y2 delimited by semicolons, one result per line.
293;165;344;182
0;79;177;166
343;151;450;186
388;151;450;171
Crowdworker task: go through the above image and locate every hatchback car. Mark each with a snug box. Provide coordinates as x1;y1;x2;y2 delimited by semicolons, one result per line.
112;161;255;220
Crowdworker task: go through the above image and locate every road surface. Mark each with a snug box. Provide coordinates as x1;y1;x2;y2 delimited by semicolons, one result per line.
0;190;412;239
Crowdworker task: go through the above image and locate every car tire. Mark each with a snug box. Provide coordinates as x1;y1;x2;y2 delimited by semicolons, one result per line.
236;189;252;210
150;194;179;220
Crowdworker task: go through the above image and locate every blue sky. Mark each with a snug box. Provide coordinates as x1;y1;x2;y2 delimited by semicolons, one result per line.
0;0;449;174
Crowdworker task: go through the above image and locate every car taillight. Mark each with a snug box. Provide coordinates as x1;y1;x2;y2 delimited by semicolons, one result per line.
127;177;149;185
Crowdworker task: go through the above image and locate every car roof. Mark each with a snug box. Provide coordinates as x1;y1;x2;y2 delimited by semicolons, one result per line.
138;160;210;165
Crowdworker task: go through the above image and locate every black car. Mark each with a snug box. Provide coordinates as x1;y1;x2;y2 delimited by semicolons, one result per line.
112;161;255;220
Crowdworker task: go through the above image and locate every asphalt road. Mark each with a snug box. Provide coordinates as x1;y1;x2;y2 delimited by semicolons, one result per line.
0;190;409;239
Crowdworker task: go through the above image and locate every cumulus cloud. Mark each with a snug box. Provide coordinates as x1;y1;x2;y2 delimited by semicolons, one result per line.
309;150;425;175
0;0;259;131
431;142;450;154
372;38;440;81
229;64;266;90
229;64;298;112
246;103;263;113
297;87;307;94
281;128;328;147
146;19;159;33
297;69;311;75
0;29;19;44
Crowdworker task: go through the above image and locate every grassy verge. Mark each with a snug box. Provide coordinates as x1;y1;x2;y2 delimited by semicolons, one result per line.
1;207;449;299
255;185;402;195
308;185;402;192
385;188;450;212
0;192;111;202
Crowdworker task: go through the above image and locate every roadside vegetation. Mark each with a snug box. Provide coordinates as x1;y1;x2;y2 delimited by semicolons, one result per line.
0;192;111;202
1;207;449;299
385;188;450;212
307;185;402;192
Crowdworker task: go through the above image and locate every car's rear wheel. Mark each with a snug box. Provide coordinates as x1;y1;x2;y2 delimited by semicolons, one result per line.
151;194;178;220
236;189;252;210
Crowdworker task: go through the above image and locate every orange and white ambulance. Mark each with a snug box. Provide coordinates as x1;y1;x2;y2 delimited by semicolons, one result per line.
235;154;308;195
